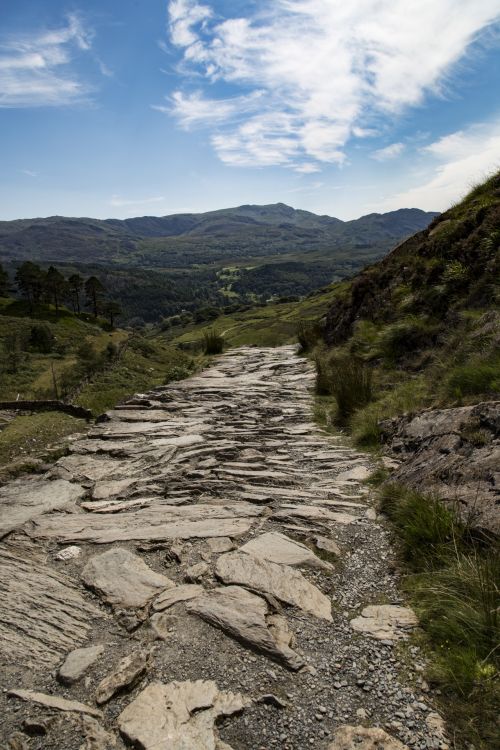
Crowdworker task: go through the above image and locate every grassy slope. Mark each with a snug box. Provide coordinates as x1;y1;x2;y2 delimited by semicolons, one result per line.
170;284;345;348
0;302;202;469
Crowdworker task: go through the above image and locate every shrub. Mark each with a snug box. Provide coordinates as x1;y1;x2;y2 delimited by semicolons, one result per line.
296;320;321;352
203;329;224;355
380;316;439;362
29;324;55;353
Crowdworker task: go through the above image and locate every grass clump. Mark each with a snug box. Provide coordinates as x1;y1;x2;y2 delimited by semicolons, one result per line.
446;360;500;399
296;320;322;352
379;483;499;748
314;352;373;426
203;329;225;355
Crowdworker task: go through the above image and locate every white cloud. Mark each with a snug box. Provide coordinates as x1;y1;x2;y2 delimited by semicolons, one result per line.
373;118;500;212
371;142;405;161
110;195;166;208
0;13;94;107
20;169;38;177
153;89;263;128
165;0;500;169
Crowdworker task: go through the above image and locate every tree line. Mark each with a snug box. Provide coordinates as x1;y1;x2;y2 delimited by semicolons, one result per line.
0;261;121;325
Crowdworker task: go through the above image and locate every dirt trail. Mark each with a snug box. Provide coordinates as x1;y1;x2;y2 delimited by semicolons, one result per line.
0;346;446;750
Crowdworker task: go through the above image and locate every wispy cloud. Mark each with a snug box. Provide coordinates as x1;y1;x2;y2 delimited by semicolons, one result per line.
164;0;500;170
20;169;38;177
371;142;405;161
0;13;94;107
373;117;500;212
110;195;166;208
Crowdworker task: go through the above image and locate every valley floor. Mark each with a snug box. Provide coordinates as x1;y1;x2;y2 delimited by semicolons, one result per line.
0;347;447;750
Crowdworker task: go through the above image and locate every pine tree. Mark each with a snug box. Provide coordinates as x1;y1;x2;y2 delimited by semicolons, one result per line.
15;261;45;315
68;273;83;313
45;266;66;316
0;263;8;297
84;276;106;318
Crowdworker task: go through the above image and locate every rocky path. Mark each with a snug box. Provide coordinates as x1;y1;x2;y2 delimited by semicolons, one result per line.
0;346;446;750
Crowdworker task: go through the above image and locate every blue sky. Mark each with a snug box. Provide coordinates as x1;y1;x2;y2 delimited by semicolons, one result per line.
1;0;500;221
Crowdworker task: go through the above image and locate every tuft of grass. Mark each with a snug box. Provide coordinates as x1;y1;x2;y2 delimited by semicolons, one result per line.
378;483;466;569
314;353;373;425
203;329;225;355
296;320;322;352
379;482;499;748
0;411;86;470
446;361;500;399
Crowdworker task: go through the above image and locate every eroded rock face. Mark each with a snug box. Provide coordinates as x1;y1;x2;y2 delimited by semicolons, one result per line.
82;548;174;608
215;551;332;621
239;531;331;570
186;586;304;670
328;725;409;750
117;680;250;750
350;605;418;641
58;645;105;686
0;539;102;669
380;401;500;533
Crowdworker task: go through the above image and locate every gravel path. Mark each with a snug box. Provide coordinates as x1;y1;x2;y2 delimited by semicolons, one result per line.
0;346;447;750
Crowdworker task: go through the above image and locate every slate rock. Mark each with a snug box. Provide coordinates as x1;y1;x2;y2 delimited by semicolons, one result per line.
95;650;149;704
215;551;332;620
117;679;250;750
82;548;174;608
58;645;105;685
328;725;409;750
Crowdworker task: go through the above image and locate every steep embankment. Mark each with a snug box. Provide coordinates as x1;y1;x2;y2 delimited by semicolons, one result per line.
316;172;499;528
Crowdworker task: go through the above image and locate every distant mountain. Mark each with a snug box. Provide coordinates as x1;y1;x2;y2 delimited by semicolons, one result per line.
0;204;438;268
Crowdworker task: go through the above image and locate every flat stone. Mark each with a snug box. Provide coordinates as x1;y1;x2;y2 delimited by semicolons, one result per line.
187;586;304;670
328;725;409;750
215;551;332;620
58;645;105;685
153;584;204;611
8;689;102;718
117;679;250;750
67;715;118;750
95;650;148;704
350;605;418;640
91;479;136;500
82;548;174;609
206;537;234;553
29;503;260;543
239;531;331;570
273;505;358;525
0;539;102;669
184;562;209;582
0;479;85;538
335;466;372;482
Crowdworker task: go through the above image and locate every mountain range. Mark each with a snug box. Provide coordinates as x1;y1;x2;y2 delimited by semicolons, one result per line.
0;203;437;268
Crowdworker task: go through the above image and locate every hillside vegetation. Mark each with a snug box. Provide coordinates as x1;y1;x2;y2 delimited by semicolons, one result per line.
315;171;500;443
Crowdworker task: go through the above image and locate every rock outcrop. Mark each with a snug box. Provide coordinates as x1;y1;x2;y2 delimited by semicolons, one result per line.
380;401;500;533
